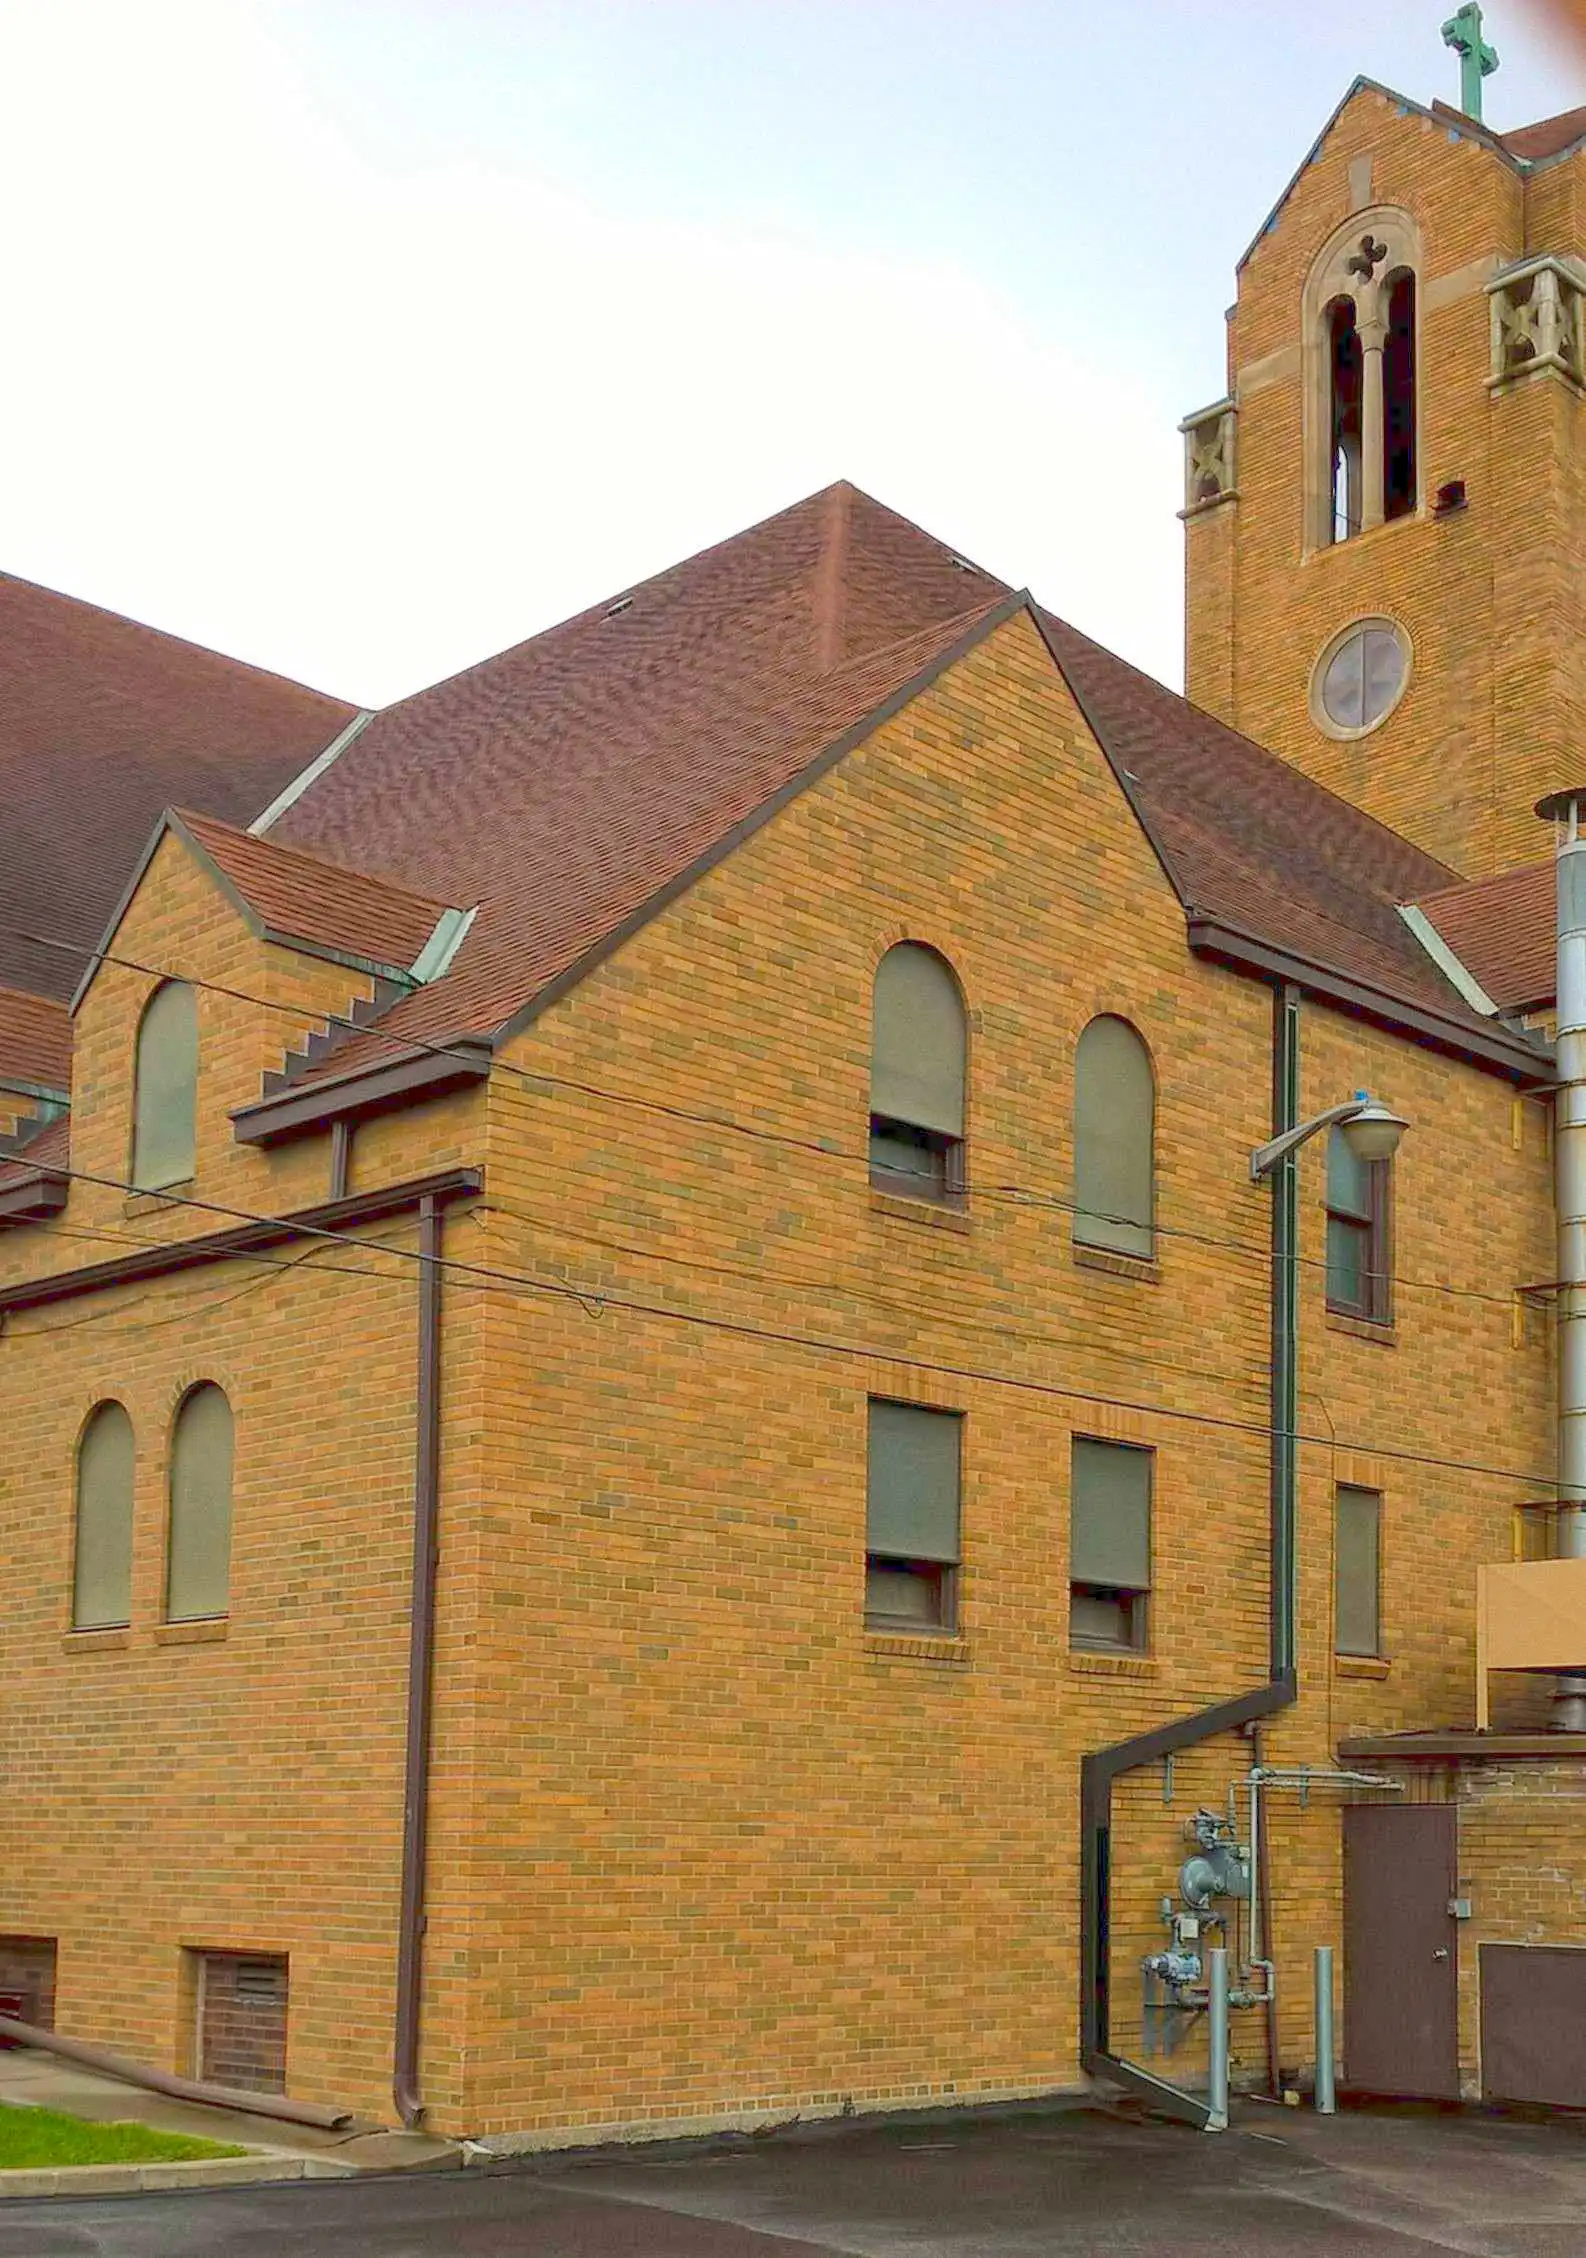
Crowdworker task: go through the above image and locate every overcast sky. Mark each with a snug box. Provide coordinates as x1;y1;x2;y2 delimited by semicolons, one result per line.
2;0;1583;708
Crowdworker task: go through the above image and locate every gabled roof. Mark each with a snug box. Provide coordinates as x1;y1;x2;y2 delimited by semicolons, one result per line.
235;482;1540;1112
1412;860;1555;1013
173;811;457;980
0;571;356;1002
0;986;70;1096
264;485;1009;1080
1237;77;1583;273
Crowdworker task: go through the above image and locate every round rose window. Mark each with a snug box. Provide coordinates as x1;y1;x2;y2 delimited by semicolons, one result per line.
1313;618;1410;737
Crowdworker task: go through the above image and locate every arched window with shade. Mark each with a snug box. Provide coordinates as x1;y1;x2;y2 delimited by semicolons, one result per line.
868;943;967;1202
73;1402;135;1630
1073;1016;1155;1260
132;980;198;1190
166;1384;235;1622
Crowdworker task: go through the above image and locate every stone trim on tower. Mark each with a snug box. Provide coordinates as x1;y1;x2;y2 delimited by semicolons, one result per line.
1487;255;1586;391
1178;398;1238;517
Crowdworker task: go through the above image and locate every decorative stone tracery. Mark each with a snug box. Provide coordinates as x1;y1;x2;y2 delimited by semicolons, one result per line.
1488;256;1586;390
1178;398;1237;515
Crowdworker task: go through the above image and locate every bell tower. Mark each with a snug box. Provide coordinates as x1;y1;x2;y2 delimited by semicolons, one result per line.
1182;59;1586;880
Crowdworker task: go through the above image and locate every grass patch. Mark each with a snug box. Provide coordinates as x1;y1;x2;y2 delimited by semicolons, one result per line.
0;2102;247;2169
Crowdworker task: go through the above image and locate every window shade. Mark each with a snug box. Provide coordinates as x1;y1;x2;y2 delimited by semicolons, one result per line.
73;1402;134;1630
866;1400;961;1563
1073;1018;1154;1257
133;981;198;1191
167;1384;235;1621
870;946;965;1138
1326;1127;1372;1222
1070;1436;1152;1590
1335;1485;1381;1656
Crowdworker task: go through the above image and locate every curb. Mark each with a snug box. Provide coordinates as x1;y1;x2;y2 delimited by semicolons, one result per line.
0;2154;357;2199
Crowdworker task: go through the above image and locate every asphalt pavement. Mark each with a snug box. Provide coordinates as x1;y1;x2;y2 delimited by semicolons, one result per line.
9;2096;1586;2255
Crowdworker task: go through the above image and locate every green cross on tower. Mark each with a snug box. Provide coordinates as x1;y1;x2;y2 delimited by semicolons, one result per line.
1442;2;1500;122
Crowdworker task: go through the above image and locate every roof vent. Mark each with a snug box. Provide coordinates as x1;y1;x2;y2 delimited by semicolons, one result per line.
948;556;978;574
606;595;635;617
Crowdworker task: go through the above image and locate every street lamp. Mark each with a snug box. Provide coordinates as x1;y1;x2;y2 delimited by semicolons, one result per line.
1249;1091;1409;1183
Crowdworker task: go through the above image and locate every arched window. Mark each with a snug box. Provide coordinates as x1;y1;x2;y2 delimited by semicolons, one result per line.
132;980;198;1190
1383;270;1417;521
1327;296;1363;544
72;1402;134;1630
868;943;967;1202
166;1384;234;1622
1073;1016;1155;1260
1302;210;1422;551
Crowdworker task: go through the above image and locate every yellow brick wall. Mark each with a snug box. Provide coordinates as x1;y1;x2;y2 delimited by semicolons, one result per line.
0;613;1557;2138
0;831;488;2123
1186;84;1585;879
438;609;1553;2137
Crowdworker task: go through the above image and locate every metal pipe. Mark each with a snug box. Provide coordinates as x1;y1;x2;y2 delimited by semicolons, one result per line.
393;1193;443;2128
1078;982;1301;2129
1536;791;1586;1726
1314;1947;1336;2113
1206;1949;1230;2131
0;2014;354;2131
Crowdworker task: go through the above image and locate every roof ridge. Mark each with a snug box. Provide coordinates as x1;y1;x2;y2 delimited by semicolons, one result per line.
813;481;851;674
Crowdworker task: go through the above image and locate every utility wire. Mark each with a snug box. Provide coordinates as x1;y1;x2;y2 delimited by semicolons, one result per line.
3;1156;1560;1494
2;920;1543;1315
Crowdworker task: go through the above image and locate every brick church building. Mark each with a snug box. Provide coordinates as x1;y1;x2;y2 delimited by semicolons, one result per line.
4;61;1586;2139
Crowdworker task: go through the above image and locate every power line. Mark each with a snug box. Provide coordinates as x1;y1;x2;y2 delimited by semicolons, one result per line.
7;1157;1560;1494
2;919;1539;1315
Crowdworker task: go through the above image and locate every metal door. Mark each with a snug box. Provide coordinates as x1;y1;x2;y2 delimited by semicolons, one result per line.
1481;1944;1586;2106
1342;1803;1460;2098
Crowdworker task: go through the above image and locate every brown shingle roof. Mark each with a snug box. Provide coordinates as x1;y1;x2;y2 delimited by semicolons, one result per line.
0;986;70;1094
1413;860;1556;1012
0;572;356;1001
0;1110;68;1191
174;811;453;976
1501;103;1586;162
261;482;1520;1088
1033;615;1494;1037
268;485;1006;1074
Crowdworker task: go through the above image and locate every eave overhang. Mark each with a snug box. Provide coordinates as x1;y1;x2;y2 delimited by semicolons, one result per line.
232;1038;493;1148
0;1167;482;1311
1187;917;1551;1083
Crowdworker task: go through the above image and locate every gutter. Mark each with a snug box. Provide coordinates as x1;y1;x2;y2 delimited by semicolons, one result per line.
393;1194;444;2127
1188;917;1548;1082
1079;980;1302;2128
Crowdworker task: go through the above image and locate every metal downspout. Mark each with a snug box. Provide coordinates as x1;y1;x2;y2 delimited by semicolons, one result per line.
1078;981;1300;2125
394;1194;443;2126
1542;793;1586;1727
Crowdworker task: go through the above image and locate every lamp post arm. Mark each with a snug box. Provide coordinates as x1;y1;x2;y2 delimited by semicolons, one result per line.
1249;1100;1364;1184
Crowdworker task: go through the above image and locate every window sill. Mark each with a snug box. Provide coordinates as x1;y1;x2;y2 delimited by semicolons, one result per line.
154;1618;229;1646
1302;510;1423;568
61;1627;131;1653
863;1631;970;1666
1334;1653;1392;1679
1073;1244;1160;1284
1325;1310;1396;1347
1068;1647;1157;1678
870;1190;970;1234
